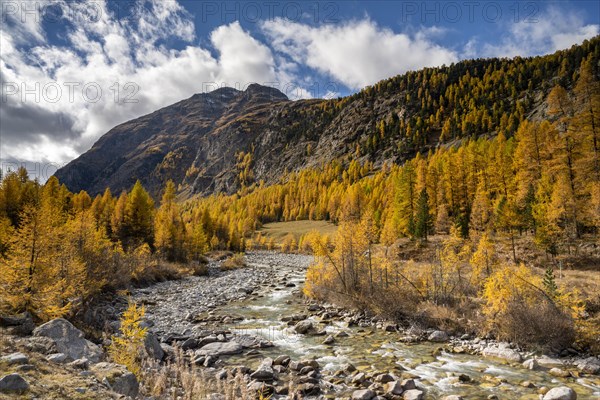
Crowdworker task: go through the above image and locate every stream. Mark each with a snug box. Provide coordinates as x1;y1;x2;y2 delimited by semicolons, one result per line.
132;252;600;399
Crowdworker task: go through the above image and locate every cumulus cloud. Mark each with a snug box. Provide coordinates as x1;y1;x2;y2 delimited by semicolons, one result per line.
477;7;599;58
0;0;290;170
261;18;458;90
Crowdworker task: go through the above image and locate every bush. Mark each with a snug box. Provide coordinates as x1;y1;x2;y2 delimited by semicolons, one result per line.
220;253;246;271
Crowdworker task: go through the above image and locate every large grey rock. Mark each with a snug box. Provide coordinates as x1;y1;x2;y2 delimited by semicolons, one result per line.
92;362;139;398
352;389;376;400
1;352;28;365
0;373;29;394
195;341;243;357
33;318;103;363
294;320;313;334
542;386;577;400
428;330;449;342
482;344;522;362
574;357;600;375
144;332;164;360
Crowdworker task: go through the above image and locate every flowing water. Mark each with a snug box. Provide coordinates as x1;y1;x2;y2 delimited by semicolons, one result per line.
216;260;600;399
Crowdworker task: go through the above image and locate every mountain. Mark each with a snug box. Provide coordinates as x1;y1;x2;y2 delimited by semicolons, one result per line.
55;37;600;198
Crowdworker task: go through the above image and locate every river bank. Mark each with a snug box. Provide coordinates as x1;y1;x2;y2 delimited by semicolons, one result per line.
1;251;598;399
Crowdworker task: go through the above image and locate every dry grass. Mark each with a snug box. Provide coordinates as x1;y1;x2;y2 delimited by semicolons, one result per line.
140;350;299;399
220;253;246;271
0;333;118;399
258;220;337;243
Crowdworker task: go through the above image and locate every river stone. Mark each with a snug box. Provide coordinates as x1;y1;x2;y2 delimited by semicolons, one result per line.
549;368;571;378
195;341;243;356
33;318;103;363
574;357;600;375
92;362;139;398
250;366;274;381
352;389;376;400
537;356;564;368
428;330;449;342
401;379;417;390
384;380;403;395
1;352;28;365
351;372;366;384
443;396;463;400
323;335;335;345
0;373;29;394
274;355;290;366
403;389;424;400
375;373;395;383
523;358;539;370
482;344;522;362
294;320;313;334
542;386;577;400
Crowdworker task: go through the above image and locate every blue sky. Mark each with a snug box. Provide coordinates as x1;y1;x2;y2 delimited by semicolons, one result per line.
1;0;599;178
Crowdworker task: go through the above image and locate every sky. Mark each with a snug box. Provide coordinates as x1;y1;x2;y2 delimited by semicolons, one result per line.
1;0;599;181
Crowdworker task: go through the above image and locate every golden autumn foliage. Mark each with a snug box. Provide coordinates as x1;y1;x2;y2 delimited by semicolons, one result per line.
109;301;147;376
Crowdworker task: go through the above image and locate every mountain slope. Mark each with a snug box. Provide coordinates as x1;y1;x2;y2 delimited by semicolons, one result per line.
55;37;600;198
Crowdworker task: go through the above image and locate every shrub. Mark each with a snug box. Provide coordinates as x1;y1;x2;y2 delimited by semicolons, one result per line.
220;253;246;271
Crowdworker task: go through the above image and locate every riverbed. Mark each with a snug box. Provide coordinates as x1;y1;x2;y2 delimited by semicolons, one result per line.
132;252;600;399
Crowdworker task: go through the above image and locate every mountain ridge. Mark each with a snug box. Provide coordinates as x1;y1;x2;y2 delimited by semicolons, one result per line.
54;36;600;198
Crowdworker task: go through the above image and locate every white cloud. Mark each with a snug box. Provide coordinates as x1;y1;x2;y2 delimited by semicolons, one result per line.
0;0;292;169
478;7;599;58
261;18;458;90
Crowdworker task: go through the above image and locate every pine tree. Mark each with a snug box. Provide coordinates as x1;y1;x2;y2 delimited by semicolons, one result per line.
414;188;432;240
543;265;558;298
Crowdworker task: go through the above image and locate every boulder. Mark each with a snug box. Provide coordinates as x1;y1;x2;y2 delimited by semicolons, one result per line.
537;356;564;369
403;389;424;400
92;362;139;398
1;352;28;365
542;386;577;400
195;341;243;357
428;330;449;342
352;389;376;400
144;332;164;360
33;318;103;363
522;358;539;370
549;368;571;378
294;320;313;334
375;373;395;383
384;380;404;395
0;373;29;394
482;344;522;362
273;355;290;366
323;335;335;345
250;367;274;381
574;357;600;375
0;312;34;336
